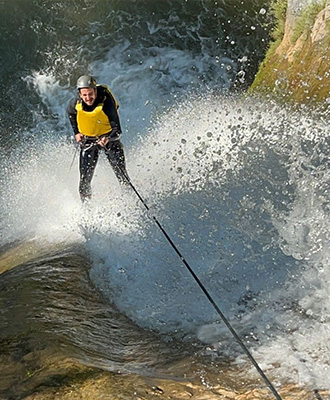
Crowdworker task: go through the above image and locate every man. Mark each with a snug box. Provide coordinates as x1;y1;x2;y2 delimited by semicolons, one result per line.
67;75;129;202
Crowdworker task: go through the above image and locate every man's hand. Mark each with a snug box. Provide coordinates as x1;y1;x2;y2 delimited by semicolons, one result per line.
109;128;121;141
97;136;109;147
75;133;83;143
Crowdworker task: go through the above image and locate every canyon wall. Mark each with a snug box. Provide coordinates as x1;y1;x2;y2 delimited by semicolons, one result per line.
250;0;330;106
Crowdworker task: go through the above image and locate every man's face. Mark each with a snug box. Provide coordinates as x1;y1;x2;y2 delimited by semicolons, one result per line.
79;87;97;106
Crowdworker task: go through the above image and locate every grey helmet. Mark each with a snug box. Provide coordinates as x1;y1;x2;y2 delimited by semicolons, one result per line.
76;75;97;90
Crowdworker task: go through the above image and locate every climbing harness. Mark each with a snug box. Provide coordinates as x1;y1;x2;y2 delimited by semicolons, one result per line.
68;135;104;174
119;168;283;400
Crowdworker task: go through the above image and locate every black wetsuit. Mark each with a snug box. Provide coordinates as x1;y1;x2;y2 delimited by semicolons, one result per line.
67;85;129;201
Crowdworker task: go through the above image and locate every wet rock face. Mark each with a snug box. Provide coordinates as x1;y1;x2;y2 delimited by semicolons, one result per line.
311;4;330;43
286;0;328;30
285;0;309;38
288;0;309;16
251;0;330;105
287;0;324;19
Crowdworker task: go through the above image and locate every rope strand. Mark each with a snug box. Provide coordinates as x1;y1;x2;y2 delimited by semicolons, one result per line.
121;170;283;400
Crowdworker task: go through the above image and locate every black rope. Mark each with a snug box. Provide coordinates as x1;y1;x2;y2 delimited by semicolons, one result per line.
121;171;283;400
69;143;79;173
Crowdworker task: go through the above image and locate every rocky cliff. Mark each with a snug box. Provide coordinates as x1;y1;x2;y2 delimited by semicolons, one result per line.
250;0;330;107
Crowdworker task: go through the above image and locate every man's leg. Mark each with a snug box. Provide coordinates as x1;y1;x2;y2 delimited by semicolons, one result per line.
79;142;99;201
105;140;130;186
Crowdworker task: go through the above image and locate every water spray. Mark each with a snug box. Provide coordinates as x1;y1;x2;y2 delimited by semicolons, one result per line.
120;168;283;400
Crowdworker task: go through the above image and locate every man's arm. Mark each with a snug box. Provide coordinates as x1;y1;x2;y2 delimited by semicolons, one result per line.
102;88;122;140
67;98;83;142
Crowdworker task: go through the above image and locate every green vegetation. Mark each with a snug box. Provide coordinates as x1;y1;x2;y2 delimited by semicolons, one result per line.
248;0;287;93
291;0;328;42
249;0;330;107
270;0;288;43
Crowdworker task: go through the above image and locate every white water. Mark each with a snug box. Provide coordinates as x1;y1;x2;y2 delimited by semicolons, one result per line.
1;60;330;393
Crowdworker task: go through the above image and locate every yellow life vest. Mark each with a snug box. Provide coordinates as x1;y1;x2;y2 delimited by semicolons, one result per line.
75;86;119;137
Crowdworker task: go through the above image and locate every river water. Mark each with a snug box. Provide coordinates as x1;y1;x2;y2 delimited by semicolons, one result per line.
1;1;330;399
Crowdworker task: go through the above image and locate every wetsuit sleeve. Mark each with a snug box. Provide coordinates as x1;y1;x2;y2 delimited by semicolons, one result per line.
102;89;122;139
67;98;79;135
